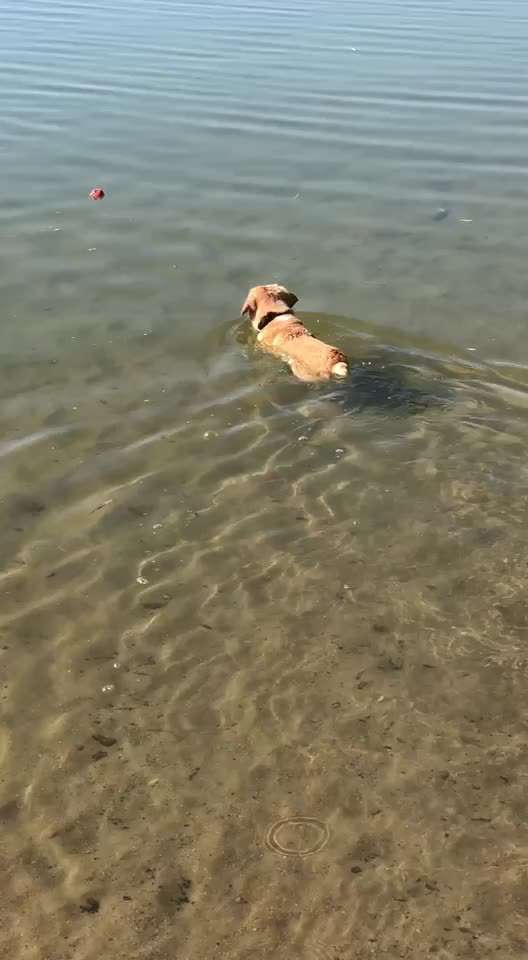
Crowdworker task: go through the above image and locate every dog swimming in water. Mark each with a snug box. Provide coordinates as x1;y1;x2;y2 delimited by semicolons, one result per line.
241;283;348;382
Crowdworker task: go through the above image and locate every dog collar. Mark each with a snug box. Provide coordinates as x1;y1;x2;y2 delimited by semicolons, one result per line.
257;310;291;331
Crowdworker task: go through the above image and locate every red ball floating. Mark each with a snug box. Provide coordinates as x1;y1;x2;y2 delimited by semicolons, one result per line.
89;186;105;200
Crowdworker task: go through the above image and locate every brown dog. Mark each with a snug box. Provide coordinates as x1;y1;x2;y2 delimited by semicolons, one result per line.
241;283;348;382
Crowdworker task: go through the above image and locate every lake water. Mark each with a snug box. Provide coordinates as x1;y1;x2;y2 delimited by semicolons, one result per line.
2;1;528;957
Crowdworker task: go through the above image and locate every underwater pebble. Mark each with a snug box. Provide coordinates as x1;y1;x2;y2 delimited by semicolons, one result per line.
80;897;100;913
92;733;117;747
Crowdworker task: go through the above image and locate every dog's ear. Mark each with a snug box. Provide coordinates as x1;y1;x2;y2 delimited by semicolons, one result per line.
282;290;298;309
267;284;298;310
241;290;257;317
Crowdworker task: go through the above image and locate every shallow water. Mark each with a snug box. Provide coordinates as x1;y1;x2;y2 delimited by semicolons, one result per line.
2;1;528;958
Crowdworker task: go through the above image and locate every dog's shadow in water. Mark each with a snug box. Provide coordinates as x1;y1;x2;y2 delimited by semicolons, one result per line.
316;356;451;415
232;319;452;415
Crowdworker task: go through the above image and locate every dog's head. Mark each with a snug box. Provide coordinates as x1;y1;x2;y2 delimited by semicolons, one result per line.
241;283;298;331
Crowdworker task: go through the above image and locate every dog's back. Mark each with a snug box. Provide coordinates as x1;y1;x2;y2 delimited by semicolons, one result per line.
260;316;348;381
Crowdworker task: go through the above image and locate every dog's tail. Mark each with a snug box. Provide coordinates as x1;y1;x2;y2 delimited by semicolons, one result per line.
331;361;348;378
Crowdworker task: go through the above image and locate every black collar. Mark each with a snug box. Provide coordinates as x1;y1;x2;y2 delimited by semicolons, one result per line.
257;310;291;332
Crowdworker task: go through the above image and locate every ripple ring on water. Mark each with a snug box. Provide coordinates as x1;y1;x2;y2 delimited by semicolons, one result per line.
265;817;329;856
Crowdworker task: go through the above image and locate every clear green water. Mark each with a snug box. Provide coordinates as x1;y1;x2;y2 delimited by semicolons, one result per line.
2;2;528;957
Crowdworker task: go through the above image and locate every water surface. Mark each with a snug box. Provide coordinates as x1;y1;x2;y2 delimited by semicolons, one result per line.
2;2;528;958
